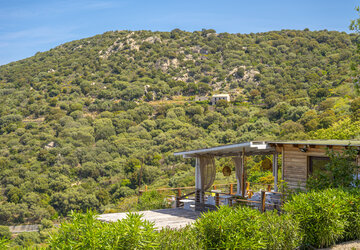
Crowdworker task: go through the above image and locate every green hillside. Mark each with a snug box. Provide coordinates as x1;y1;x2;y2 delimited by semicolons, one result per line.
0;29;359;224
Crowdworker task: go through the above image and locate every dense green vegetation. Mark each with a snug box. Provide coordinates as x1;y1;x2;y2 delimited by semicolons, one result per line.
0;28;359;224
37;188;360;249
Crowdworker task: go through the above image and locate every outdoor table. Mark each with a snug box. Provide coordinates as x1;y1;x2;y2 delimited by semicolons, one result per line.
179;199;195;210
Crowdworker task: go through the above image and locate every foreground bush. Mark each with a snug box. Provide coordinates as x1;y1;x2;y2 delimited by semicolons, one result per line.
157;225;200;250
194;206;301;249
48;188;360;249
283;188;360;248
49;210;158;249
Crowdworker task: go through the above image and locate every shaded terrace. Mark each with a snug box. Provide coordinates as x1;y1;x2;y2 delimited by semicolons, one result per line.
174;141;280;211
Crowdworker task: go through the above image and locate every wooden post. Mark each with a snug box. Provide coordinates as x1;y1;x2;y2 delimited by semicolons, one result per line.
260;190;266;213
267;184;271;192
176;188;181;208
230;184;233;195
215;192;220;206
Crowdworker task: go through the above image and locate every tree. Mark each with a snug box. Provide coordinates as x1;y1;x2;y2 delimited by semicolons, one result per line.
350;97;360;121
216;99;229;108
280;120;306;139
94;118;115;141
307;148;359;190
350;6;360;94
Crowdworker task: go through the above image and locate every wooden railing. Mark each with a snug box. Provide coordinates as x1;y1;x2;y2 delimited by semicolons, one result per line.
139;182;284;212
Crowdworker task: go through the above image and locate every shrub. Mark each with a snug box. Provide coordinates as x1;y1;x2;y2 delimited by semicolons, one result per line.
49;210;158;249
260;210;302;250
157;225;201;250
193;206;265;249
283;188;351;248
0;226;11;240
341;188;360;241
40;218;53;230
13;232;41;248
193;206;301;249
307;148;358;190
137;191;170;211
0;238;9;249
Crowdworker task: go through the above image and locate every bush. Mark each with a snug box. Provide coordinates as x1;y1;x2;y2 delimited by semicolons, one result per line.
49;210;158;249
0;238;9;249
13;232;41;248
137;191;170;211
40;218;53;230
48;188;360;249
193;205;301;249
307;148;358;190
0;226;11;240
338;188;360;241
248;170;273;184
194;206;265;249
157;225;201;250
260;210;302;250
283;188;354;248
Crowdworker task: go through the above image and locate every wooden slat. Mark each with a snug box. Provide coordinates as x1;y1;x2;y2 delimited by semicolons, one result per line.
284;170;306;175
286;182;306;187
284;157;307;163
284;168;307;174
284;177;307;183
284;170;307;176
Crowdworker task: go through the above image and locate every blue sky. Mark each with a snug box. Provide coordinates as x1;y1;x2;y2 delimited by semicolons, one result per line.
0;0;358;66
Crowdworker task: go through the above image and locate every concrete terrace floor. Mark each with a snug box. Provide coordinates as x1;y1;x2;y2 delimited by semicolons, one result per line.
98;208;202;229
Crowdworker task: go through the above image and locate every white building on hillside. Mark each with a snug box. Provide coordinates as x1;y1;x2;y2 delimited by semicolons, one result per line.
211;94;230;105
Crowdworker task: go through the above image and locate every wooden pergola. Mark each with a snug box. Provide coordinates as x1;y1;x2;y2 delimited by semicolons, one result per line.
174;141;279;211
